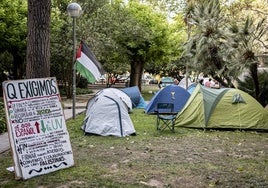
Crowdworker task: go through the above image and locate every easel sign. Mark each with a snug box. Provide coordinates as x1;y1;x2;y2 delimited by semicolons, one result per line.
2;77;74;180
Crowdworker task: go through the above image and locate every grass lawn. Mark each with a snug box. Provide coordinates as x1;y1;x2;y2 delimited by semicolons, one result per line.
0;108;267;188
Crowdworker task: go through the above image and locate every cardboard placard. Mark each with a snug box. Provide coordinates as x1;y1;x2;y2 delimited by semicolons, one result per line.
2;77;74;180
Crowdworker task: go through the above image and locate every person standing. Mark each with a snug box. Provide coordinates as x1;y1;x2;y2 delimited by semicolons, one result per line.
205;78;212;87
173;78;179;85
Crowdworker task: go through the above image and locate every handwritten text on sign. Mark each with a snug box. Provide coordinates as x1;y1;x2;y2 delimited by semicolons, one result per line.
3;78;74;180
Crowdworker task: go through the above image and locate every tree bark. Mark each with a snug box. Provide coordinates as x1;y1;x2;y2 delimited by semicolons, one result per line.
130;61;144;91
26;0;51;78
250;63;260;101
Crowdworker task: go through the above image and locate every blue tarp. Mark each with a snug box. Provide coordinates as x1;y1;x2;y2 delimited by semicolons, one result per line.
145;84;190;114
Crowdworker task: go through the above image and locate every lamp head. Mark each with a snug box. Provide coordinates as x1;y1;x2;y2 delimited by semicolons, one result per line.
67;3;82;18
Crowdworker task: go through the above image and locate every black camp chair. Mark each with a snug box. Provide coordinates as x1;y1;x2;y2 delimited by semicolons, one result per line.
155;103;177;132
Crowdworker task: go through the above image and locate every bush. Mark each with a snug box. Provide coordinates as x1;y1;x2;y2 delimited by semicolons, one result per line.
77;77;89;88
76;87;93;95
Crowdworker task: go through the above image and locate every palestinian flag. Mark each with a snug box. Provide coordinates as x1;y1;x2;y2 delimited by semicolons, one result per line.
76;41;104;83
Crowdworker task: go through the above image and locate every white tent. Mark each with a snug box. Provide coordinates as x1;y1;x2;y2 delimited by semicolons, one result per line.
82;88;136;137
87;88;133;112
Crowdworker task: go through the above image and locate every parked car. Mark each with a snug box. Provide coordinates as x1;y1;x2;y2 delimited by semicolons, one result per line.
115;76;129;83
158;77;174;88
142;74;159;85
149;79;158;84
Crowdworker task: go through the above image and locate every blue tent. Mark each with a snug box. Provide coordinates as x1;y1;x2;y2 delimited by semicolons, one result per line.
187;83;197;94
121;86;147;108
145;84;190;114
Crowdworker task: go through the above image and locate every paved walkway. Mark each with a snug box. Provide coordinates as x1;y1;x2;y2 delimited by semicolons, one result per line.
0;132;9;154
0;96;90;154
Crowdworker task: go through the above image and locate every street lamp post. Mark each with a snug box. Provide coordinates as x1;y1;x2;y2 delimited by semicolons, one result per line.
67;3;82;119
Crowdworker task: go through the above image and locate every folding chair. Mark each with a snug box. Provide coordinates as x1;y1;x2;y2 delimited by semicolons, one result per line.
155;103;177;132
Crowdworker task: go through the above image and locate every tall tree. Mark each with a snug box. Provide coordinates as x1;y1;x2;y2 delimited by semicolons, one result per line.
183;0;235;87
80;1;131;78
80;1;171;90
223;0;268;103
125;2;171;90
228;17;267;101
26;0;51;78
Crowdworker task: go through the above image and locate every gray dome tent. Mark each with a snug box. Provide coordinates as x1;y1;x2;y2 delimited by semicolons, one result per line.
81;88;136;137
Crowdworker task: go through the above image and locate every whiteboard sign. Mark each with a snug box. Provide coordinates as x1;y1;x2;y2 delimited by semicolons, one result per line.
2;77;74;180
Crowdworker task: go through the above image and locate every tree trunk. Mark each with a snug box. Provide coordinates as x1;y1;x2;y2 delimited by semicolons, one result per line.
249;63;260;101
26;0;51;78
130;61;144;91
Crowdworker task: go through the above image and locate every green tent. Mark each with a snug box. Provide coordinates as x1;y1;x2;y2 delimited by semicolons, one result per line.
175;84;268;130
